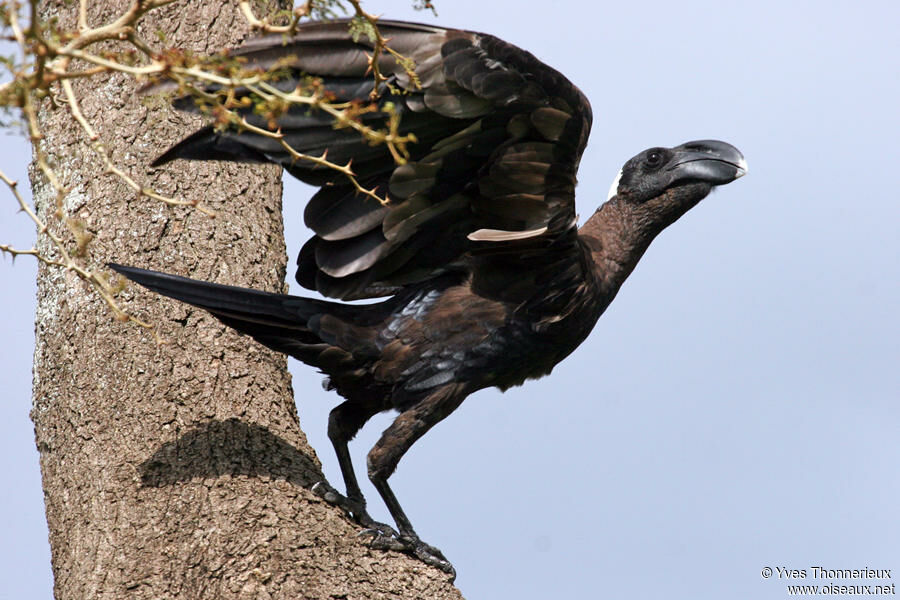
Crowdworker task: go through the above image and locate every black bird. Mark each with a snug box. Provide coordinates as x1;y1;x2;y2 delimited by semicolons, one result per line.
112;19;746;576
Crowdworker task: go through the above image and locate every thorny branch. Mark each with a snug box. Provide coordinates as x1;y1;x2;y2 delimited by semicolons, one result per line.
0;0;432;334
346;0;421;96
0;166;156;335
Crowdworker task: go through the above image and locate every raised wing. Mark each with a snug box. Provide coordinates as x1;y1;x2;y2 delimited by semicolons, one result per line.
153;20;593;299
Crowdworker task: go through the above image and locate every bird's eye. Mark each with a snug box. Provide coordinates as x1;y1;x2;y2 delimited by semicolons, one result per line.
645;150;664;168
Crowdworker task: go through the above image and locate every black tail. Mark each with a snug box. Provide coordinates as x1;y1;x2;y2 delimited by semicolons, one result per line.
109;264;332;360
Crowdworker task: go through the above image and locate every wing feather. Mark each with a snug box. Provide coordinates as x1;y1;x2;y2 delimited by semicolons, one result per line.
304;184;389;241
149;19;592;299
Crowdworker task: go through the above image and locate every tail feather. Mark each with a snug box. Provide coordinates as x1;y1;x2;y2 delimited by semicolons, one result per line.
109;264;333;358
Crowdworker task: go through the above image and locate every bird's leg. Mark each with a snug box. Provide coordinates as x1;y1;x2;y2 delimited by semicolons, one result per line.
364;385;465;578
313;401;399;538
324;401;369;514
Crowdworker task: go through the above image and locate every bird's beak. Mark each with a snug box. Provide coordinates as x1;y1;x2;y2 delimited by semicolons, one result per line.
667;140;748;185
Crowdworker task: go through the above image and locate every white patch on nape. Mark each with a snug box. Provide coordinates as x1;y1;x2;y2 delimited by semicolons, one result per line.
606;168;623;201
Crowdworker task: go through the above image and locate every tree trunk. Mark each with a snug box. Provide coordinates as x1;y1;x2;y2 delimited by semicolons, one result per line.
30;1;462;598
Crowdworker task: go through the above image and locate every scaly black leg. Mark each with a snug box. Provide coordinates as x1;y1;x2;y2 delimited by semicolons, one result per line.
365;385;466;579
312;400;399;539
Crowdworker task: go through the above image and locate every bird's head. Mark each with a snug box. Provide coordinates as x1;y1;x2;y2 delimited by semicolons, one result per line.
605;139;747;228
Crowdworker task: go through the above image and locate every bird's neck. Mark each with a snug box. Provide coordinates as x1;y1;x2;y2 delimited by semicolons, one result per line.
578;197;669;297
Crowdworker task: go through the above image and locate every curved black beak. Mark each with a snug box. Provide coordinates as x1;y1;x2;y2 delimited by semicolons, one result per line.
667;140;748;185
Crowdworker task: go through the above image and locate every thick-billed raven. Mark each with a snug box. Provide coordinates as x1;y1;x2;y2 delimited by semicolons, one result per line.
112;19;746;577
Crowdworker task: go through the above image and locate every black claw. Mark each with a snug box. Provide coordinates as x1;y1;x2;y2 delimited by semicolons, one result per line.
311;481;343;504
356;517;401;541
408;538;456;579
311;481;455;579
311;480;366;518
359;527;407;551
363;532;456;579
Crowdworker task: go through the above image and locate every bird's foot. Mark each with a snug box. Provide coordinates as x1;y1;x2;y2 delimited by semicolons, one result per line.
312;481;455;579
408;537;456;579
362;529;456;579
311;480;358;513
312;481;400;537
357;523;405;550
311;480;371;520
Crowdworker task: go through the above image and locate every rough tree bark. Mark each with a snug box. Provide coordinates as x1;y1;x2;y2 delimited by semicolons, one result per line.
29;1;462;598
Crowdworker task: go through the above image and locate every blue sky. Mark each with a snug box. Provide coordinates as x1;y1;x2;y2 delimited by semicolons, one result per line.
2;1;898;598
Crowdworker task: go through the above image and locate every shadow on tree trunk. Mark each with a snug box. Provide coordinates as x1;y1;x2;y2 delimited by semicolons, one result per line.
139;418;322;489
